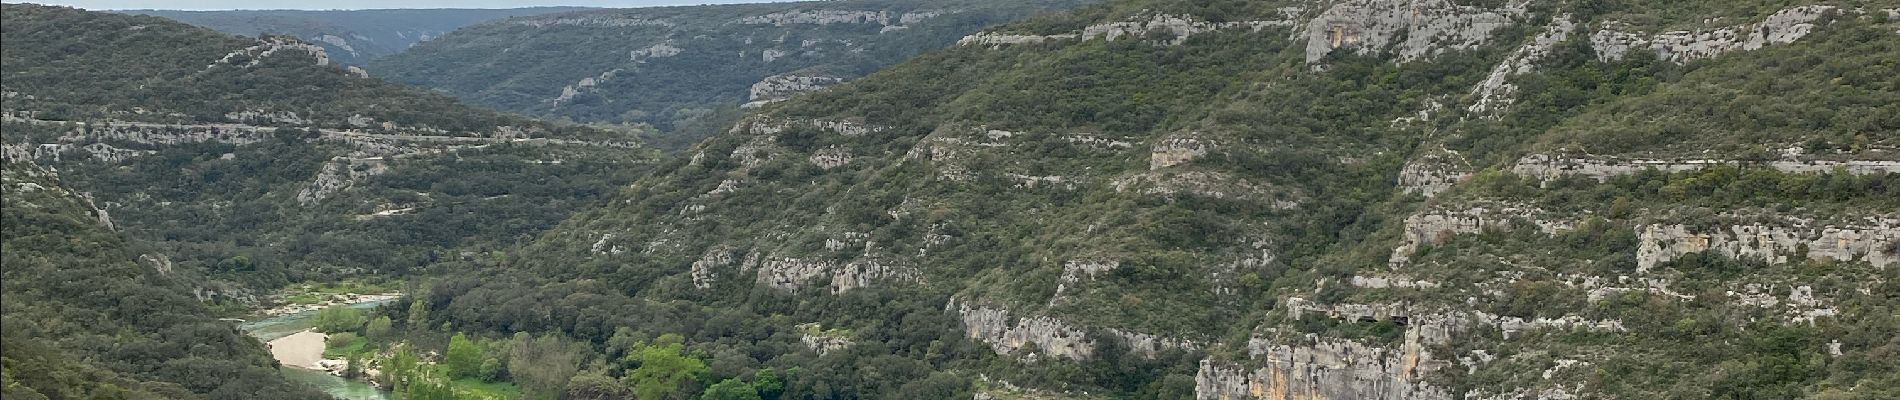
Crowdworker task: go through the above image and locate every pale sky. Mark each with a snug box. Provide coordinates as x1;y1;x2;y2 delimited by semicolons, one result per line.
32;0;789;11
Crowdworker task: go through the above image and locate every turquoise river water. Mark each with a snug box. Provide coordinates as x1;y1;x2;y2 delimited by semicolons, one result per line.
238;300;394;400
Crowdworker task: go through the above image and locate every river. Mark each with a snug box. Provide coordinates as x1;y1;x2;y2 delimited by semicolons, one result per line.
239;299;394;400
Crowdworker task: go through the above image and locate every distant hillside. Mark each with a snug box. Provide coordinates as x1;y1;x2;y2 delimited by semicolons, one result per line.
121;7;591;65
2;3;654;307
370;0;1095;147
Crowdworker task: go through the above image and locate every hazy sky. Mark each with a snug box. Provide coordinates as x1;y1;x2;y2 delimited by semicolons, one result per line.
31;0;789;11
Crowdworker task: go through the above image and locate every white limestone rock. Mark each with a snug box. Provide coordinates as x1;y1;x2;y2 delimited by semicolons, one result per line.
1398;148;1474;197
1389;204;1575;265
1306;0;1523;65
1635;217;1900;272
1590;6;1835;63
508;15;674;28
1511;154;1900;182
1468;15;1576;115
949;299;1095;360
746;73;846;107
211;37;331;68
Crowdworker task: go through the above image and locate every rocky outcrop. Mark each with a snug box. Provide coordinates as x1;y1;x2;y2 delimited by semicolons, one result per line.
755;255;919;294
798;323;854;355
957;32;1079;47
745;73;845;108
1110;171;1294;206
19;143;154;163
960;13;1295;48
736;10;933;26
75;121;275;146
1306;0;1522;64
225;109;310;125
552;69;621;106
1397;148;1474;197
950;300;1095;360
211;37;330;68
1511;154;1900;181
1198;329;1451;400
1350;274;1442;289
1150;137;1210;170
1112;329;1202;358
1390;204;1574;265
738;117;887;138
296;157;388;205
1726;283;1839;324
508;15;674;28
808;147;853;170
1590;6;1835;63
1635;218;1900;272
1467;15;1575;115
1052;260;1119;300
1082;14;1294;46
629;42;683;61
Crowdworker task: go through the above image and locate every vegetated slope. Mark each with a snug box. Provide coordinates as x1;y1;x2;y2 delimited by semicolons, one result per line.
404;0;1900;398
1;159;326;400
121;7;593;65
1;4;655;307
369;0;1096;147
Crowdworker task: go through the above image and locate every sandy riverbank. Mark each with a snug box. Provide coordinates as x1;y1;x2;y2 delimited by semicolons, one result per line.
269;329;328;370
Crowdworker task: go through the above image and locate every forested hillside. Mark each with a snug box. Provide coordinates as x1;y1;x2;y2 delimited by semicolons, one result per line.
122;7;591;65
370;0;1095;147
1;159;326;400
1;4;654;308
379;0;1900;398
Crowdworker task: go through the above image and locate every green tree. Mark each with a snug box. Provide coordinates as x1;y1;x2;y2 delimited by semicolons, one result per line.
384;344;422;393
312;305;365;333
406;288;431;329
365;315;395;341
510;333;583;400
445;332;483;380
752;369;784;400
701;378;761;400
626;341;710;400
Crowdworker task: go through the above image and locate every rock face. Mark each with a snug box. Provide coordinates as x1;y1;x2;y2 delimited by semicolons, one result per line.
1467;15;1575;115
951;300;1095;360
798;323;855;355
960;13;1295;48
754;255;919;294
1197;330;1450;400
507;15;674;28
211;37;330;68
1389;204;1573;265
1150;137;1211;170
553;69;622;106
1590;6;1835;63
1305;0;1521;64
735;10;942;26
745;73;846;108
1635;218;1900;272
1397;148;1474;197
225;109;310;125
737;117;886;138
296;157;388;204
1511;154;1900;181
